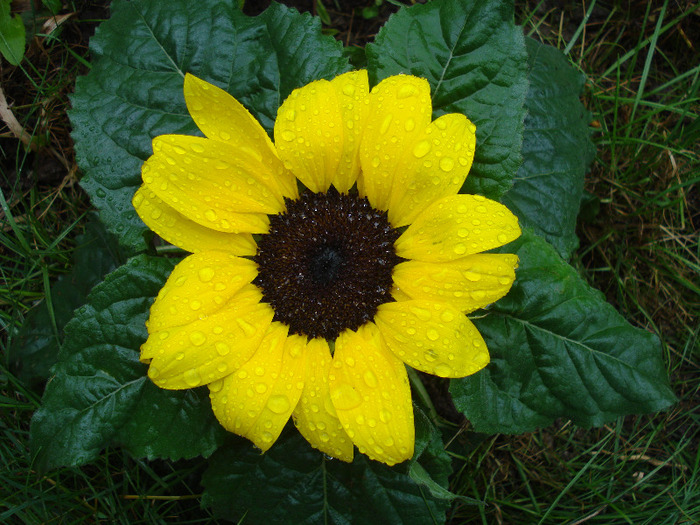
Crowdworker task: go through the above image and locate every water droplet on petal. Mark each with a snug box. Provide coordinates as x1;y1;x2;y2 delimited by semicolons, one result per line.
434;363;452;377
404;118;415;132
380;114;393;134
342;84;355;96
397;84;416;99
426;329;440;341
331;383;362;410
424;349;438;362
190;143;205;153
413;140;431;158
363;370;378;388
439;157;455;172
454;243;467;255
216;342;230;356
379;408;392;423
497;233;509;243
281;130;296;142
464;271;481;282
204;209;218;222
198;267;215;282
255;383;268;394
189;331;206;346
267;394;290;414
184;368;202;387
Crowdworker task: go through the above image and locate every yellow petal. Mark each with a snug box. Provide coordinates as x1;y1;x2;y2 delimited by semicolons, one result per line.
330;323;414;466
395;194;521;262
359;74;432;211
133;186;257;255
141;285;274;389
292;338;354;462
374;300;489;378
388;113;477;227
274;70;369;194
142;134;287;233
391;254;519;313
208;323;306;452
146;251;258;332
183;73;298;199
329;69;370;193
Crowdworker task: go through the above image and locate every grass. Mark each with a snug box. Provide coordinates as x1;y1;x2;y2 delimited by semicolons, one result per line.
1;0;699;523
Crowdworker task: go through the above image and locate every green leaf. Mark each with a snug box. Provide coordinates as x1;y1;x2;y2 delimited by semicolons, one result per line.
450;230;677;434
70;0;349;251
367;0;529;199
501;38;596;260
0;0;25;65
10;216;125;387
202;416;451;525
30;255;225;471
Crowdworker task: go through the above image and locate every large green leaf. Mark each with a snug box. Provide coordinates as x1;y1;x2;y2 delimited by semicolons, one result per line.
501;38;595;260
0;0;25;65
10;216;125;387
70;0;349;251
30;255;225;471
367;0;529;199
450;230;677;433
202;411;451;525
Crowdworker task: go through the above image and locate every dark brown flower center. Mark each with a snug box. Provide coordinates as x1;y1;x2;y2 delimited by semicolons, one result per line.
253;188;402;340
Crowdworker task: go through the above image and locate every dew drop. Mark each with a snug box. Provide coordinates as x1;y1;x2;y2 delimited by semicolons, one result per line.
457;228;469;238
439;157;455;172
424;349;438;362
404;118;415;132
342;84;355;96
363;370;378;388
397;84;416;99
236;318;256;336
497;233;509;243
189;300;202;311
413;140;431;158
190;143;205;153
255;383;268;394
219;130;231;141
184;368;202;387
499;276;512;285
204;209;218;222
281;130;296;142
454;243;467;255
331;384;362;410
216;342;230;356
434;363;452;377
426;329;440;341
267;395;290;414
380;114;393;134
379;409;392;423
255;366;265;377
150;208;162;220
189;331;206;346
409;306;432;321
175;352;185;361
199;267;215;282
371;156;381;168
464;271;482;282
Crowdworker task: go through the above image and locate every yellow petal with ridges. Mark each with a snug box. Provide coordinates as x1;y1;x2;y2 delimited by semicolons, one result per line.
392;254;518;313
146;251;258;332
330;323;414;466
141;285;273;389
375;300;489;378
208;323;306;452
395;194;521;262
275;71;369;194
183;73;298;199
142;134;288;233
359;75;432;212
388;113;477;227
133;187;257;255
292;338;354;462
329;69;370;193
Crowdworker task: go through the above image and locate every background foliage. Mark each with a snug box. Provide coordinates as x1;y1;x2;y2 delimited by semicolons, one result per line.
1;0;697;523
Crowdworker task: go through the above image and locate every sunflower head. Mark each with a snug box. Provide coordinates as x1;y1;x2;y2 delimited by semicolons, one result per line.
133;70;521;466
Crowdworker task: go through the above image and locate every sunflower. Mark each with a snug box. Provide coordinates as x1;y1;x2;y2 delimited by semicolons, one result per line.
133;70;521;466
